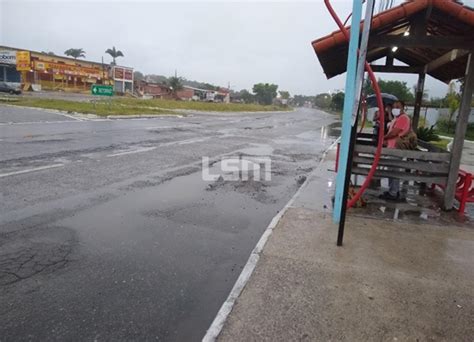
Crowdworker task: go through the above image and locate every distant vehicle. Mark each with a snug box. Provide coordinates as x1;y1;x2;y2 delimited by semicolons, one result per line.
0;82;22;95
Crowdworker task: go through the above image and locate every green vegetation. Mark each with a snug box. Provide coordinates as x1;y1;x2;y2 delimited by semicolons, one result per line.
436;119;474;140
105;46;124;65
0;98;169;116
279;91;290;100
0;97;287;116
252;83;278;105
416;126;440;142
167;76;184;97
431;137;451;150
293;95;316;107
364;78;415;103
314;93;331;109
114;98;285;112
64;48;86;59
330;92;345;112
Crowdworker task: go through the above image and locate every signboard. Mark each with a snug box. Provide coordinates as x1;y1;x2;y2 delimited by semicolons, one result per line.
34;60;102;78
0;51;16;65
91;84;113;96
114;67;124;79
124;69;133;80
16;51;31;71
113;66;133;80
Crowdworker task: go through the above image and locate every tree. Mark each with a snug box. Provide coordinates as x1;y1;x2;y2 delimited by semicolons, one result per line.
314;93;332;109
292;95;315;107
445;81;460;133
133;71;144;82
240;89;254;104
428;96;446;108
167;76;184;98
41;51;56;56
412;85;429;103
365;78;414;103
105;46;124;65
279;91;290;100
64;48;85;59
330;92;345;111
252;83;278;105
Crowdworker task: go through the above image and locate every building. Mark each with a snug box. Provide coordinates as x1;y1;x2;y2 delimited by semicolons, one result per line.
112;65;134;93
175;86;230;102
0;50;21;86
0;45;133;93
176;86;196;101
135;80;172;99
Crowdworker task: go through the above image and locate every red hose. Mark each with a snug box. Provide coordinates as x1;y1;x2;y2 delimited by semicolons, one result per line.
324;0;385;209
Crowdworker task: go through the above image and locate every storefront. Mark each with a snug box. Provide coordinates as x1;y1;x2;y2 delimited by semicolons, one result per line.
0;50;21;86
0;46;134;93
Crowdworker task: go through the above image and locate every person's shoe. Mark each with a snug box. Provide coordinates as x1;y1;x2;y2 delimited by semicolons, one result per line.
379;191;399;201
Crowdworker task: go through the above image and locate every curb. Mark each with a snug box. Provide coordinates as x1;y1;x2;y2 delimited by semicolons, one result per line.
202;137;340;342
106;114;184;119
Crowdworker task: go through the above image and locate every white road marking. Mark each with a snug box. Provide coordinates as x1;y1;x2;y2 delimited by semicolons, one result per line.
55;112;84;121
107;137;213;158
0;163;64;178
106;146;157;157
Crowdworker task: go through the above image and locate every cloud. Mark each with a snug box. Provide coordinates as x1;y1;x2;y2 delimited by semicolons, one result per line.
1;0;449;97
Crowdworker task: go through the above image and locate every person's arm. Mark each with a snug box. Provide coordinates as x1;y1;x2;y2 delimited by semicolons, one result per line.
384;127;402;140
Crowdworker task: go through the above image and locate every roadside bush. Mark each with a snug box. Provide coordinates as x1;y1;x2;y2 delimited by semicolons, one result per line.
435;119;474;140
416;126;440;142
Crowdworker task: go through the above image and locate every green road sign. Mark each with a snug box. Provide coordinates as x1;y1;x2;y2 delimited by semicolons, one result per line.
91;84;114;96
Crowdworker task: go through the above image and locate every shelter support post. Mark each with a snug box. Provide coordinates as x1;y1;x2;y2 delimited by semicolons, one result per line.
444;53;474;210
412;72;425;130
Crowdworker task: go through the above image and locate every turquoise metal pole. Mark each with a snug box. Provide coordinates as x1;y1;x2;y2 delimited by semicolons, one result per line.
332;0;363;224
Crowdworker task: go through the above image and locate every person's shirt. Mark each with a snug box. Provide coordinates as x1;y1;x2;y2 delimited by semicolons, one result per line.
386;113;411;148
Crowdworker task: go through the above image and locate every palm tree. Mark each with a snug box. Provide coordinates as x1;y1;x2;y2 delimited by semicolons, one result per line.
64;48;86;59
105;46;124;65
167;76;184;98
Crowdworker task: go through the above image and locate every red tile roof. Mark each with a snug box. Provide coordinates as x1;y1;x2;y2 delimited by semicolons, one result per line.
312;0;474;83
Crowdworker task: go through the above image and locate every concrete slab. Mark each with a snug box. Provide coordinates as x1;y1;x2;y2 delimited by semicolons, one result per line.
219;208;474;341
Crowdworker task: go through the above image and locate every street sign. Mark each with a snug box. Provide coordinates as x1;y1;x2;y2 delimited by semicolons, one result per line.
91;84;113;96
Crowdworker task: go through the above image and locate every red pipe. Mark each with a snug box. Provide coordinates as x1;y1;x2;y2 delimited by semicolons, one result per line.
324;0;385;209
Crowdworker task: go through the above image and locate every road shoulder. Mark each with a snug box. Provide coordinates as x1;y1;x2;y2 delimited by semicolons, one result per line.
211;145;474;341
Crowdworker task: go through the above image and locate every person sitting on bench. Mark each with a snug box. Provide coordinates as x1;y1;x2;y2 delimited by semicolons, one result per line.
379;100;411;201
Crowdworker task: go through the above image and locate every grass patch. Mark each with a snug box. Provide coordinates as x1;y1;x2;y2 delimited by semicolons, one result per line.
430;137;451;150
113;98;287;112
0;96;289;115
0;97;171;116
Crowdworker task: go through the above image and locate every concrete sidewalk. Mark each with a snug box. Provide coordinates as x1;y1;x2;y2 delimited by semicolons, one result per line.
214;151;474;341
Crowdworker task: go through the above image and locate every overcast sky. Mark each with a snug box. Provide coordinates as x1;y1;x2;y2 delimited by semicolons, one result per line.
1;0;473;97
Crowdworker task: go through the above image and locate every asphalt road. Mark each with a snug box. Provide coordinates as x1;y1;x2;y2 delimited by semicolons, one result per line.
0;105;338;341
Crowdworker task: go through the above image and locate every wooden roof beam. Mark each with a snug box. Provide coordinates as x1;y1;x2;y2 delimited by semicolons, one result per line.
369;35;474;49
369;65;422;74
424;49;470;73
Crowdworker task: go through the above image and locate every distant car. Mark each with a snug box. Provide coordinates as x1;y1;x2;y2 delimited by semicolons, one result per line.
0;82;21;95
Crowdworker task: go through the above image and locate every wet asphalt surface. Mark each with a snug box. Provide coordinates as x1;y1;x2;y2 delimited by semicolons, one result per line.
0;105;338;341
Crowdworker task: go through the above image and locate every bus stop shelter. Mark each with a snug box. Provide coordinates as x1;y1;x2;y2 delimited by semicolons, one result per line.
312;0;474;210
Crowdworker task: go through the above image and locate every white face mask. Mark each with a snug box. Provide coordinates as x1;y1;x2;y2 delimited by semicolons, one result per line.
392;108;401;117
